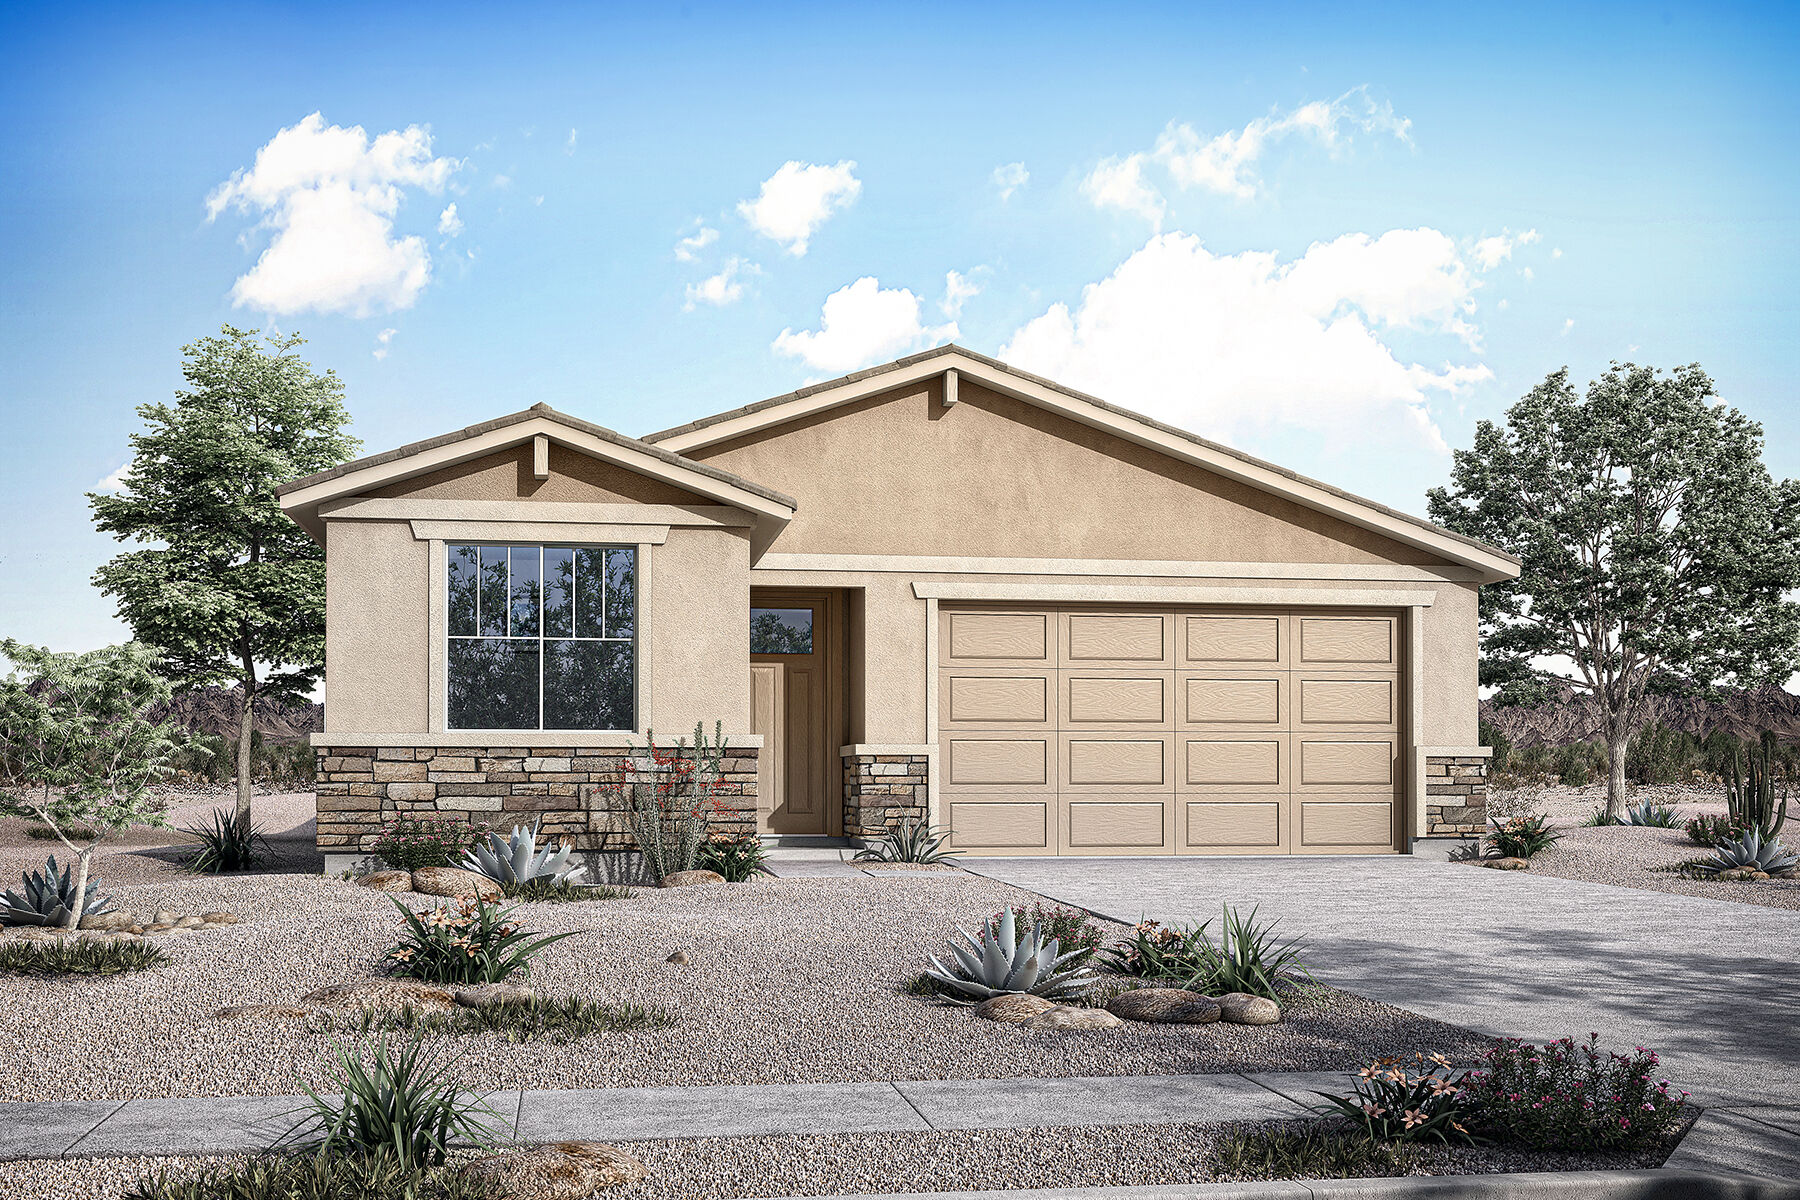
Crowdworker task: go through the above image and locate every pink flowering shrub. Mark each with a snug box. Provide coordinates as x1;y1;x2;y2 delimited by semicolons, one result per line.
370;815;489;870
1313;1052;1480;1144
1464;1034;1689;1150
382;895;576;984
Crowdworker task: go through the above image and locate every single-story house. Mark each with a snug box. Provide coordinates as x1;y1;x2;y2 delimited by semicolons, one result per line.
279;346;1517;872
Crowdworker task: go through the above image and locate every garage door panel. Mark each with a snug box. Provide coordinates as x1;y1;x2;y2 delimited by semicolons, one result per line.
1059;733;1174;791
1296;797;1396;853
940;671;1053;729
942;733;1052;791
1180;671;1287;730
1182;613;1288;668
946;797;1056;853
1295;677;1396;729
1060;672;1171;729
1180;796;1289;854
1060;796;1175;855
1295;614;1398;669
942;610;1056;666
1295;735;1399;791
1063;611;1174;668
1181;734;1288;792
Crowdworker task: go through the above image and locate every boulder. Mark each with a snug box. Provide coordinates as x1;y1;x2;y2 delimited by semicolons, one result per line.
1106;988;1222;1025
153;910;178;925
200;912;240;924
175;915;205;929
1215;992;1283;1026
660;870;725;888
1024;1005;1124;1031
358;871;415;893
411;866;501;901
974;994;1058;1024
454;983;535;1009
665;950;690;965
459;1141;648;1199
300;978;459;1013
78;910;136;931
1479;857;1531;871
215;1003;311;1022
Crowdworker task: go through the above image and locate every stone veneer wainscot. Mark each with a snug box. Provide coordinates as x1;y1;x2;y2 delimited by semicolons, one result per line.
1424;753;1490;837
841;751;929;841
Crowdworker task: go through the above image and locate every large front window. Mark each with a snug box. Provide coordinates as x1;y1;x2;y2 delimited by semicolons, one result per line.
446;544;635;730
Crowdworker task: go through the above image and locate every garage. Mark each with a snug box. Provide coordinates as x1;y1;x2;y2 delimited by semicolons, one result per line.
937;605;1404;856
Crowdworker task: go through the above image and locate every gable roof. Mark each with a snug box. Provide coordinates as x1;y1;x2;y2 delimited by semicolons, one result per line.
645;345;1521;582
279;403;797;552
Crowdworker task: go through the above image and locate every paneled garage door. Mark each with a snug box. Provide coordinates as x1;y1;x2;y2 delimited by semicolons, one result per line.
938;606;1403;856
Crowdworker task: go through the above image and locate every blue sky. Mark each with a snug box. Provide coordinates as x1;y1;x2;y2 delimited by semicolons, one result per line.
3;1;1797;654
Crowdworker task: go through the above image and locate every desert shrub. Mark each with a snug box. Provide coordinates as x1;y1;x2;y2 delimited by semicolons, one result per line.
1581;807;1618;827
351;995;673;1044
383;895;576;985
1485;781;1546;824
985;902;1103;963
181;807;272;873
1478;718;1512;774
1212;1123;1420;1180
1102;919;1216;984
26;823;99;841
128;1152;490;1200
1626;724;1703;785
501;878;633;903
169;733;231;785
0;937;169;976
1555;742;1600;786
1100;905;1307;1000
282;1035;505;1168
696;831;770;881
1487;814;1560;859
371;816;488;871
1464;1035;1689;1150
1512;745;1554;779
1312;1052;1479;1144
1684;813;1740;848
602;725;730;879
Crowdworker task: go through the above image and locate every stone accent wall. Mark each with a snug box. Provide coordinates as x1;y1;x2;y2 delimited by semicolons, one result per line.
1425;754;1489;836
314;745;758;855
842;753;929;840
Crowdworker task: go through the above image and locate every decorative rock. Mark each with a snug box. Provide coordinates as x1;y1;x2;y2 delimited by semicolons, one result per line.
1024;1005;1124;1031
454;983;535;1009
411;866;501;901
459;1141;649;1199
215;1003;311;1022
1751;871;1772;880
14;927;75;941
200;912;240;924
665;950;690;965
974;994;1058;1024
300;979;459;1013
78;910;136;931
1480;857;1531;871
358;871;415;893
1106;988;1222;1025
660;870;725;888
175;915;205;929
1215;992;1283;1025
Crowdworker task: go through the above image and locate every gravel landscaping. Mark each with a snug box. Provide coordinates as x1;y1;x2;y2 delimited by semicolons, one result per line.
0;1117;1693;1200
0;863;1489;1102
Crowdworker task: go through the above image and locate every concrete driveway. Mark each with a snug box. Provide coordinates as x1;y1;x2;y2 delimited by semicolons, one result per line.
966;856;1799;1106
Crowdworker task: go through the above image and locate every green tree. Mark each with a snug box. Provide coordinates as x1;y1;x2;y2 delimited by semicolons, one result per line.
1427;362;1800;819
0;641;182;927
89;326;358;830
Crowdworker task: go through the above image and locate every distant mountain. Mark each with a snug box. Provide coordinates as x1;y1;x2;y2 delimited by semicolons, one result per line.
154;687;323;744
1481;684;1800;748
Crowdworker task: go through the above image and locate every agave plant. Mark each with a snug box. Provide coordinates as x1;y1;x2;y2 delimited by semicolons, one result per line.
1708;829;1799;877
1621;800;1681;828
922;907;1095;1001
462;821;587;886
853;817;960;864
1;856;117;927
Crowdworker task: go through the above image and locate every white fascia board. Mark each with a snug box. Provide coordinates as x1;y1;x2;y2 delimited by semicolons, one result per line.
911;581;1437;608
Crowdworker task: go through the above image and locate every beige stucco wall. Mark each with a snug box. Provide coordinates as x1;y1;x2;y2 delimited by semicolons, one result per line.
647;526;753;736
370;442;710;506
694;378;1440;566
323;519;430;733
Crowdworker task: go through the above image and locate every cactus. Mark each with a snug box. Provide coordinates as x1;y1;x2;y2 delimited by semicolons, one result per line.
2;856;117;927
1725;739;1789;840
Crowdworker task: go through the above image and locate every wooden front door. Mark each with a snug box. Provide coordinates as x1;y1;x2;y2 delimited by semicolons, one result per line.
750;593;838;836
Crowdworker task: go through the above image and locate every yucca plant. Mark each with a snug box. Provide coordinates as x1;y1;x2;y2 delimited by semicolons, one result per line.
1725;740;1789;840
1708;829;1799;877
922;907;1095;1001
1208;905;1312;999
461;820;586;886
2;855;116;926
181;807;272;873
854;817;960;864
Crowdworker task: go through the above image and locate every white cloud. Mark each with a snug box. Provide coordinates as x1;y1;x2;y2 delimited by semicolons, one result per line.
1562;317;1575;335
492;174;512;189
1469;227;1539;271
205;112;459;317
1082;154;1165;227
999;230;1496;454
674;224;719;262
684;257;756;311
738;160;860;255
1551;247;1564;259
941;269;983;319
992;161;1029;200
565;128;578;154
372;328;398;359
94;461;131;492
773;277;957;374
437;203;462;237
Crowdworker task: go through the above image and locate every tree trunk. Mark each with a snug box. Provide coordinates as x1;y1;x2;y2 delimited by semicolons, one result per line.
64;844;93;930
235;686;254;833
1605;726;1632;821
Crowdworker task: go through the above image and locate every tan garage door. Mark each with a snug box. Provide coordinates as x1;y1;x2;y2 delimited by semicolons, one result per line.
938;605;1402;856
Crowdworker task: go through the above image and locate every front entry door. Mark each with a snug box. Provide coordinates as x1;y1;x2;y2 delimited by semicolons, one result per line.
750;595;834;835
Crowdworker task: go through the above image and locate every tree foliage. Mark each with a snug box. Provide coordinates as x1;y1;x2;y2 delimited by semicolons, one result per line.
1427;362;1800;815
88;325;358;826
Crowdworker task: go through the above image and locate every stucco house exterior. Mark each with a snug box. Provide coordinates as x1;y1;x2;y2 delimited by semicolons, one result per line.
279;346;1518;872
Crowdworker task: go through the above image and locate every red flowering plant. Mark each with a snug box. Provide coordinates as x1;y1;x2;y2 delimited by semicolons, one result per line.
1312;1052;1482;1145
602;722;732;879
370;814;489;870
383;894;576;985
1462;1034;1689;1150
